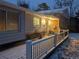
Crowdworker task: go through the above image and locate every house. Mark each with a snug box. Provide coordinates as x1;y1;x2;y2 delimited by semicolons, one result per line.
0;1;25;45
22;8;60;34
0;1;60;44
0;2;61;44
37;8;70;30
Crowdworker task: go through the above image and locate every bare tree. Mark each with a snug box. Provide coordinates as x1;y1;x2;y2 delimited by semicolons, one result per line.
55;0;74;16
54;0;62;9
17;0;29;8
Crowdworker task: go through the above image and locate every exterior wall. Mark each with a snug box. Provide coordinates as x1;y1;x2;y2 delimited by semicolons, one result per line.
24;10;42;34
25;12;34;34
24;8;61;34
59;16;69;29
0;1;25;45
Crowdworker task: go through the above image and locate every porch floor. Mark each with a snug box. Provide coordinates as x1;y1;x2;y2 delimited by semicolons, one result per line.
0;33;79;59
0;44;26;59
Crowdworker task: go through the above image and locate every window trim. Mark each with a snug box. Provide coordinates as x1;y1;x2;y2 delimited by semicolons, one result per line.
0;8;20;33
6;10;19;32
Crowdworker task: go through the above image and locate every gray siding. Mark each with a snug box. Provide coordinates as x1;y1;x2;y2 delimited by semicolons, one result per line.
0;32;25;45
25;13;34;34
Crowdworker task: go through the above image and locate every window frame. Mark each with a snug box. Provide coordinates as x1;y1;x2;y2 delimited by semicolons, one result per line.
33;17;41;29
0;8;20;33
6;10;19;32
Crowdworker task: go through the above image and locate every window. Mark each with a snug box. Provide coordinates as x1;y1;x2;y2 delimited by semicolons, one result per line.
33;17;40;27
6;11;19;31
33;17;40;31
0;9;19;32
0;10;6;32
41;19;46;26
39;18;47;32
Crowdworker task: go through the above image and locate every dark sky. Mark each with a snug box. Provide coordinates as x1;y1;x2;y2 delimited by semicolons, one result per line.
4;0;17;4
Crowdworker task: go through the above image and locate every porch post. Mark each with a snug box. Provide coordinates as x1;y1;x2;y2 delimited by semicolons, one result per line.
54;34;57;47
26;40;32;59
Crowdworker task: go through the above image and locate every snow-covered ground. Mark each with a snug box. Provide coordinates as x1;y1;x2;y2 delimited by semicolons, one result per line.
49;33;79;59
69;33;79;40
62;40;79;59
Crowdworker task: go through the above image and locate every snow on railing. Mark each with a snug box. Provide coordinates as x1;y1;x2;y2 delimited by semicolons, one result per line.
26;30;69;59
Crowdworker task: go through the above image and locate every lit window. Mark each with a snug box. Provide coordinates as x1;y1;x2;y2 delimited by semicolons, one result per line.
41;19;46;26
41;18;47;31
33;17;40;27
48;20;51;26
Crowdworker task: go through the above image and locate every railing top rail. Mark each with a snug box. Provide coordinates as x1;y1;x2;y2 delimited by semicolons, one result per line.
32;35;55;45
58;30;69;35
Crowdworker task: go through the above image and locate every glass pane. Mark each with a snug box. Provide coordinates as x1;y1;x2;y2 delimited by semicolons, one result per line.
33;17;40;31
6;11;19;32
0;10;6;32
33;17;40;26
41;19;46;26
41;19;47;31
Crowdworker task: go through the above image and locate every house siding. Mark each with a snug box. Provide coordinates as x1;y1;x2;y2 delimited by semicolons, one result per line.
25;13;34;34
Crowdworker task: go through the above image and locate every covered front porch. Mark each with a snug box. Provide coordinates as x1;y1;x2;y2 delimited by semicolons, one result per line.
26;30;69;59
0;30;69;59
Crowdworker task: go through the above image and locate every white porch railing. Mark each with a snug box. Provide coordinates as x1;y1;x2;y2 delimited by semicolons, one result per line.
26;30;69;59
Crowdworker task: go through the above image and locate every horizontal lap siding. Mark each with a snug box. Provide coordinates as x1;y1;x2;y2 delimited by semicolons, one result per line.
0;32;25;45
25;13;34;34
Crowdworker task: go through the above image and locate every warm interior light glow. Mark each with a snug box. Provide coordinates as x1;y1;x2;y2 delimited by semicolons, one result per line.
51;18;59;21
48;17;60;33
48;20;51;26
33;17;40;26
41;18;46;25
